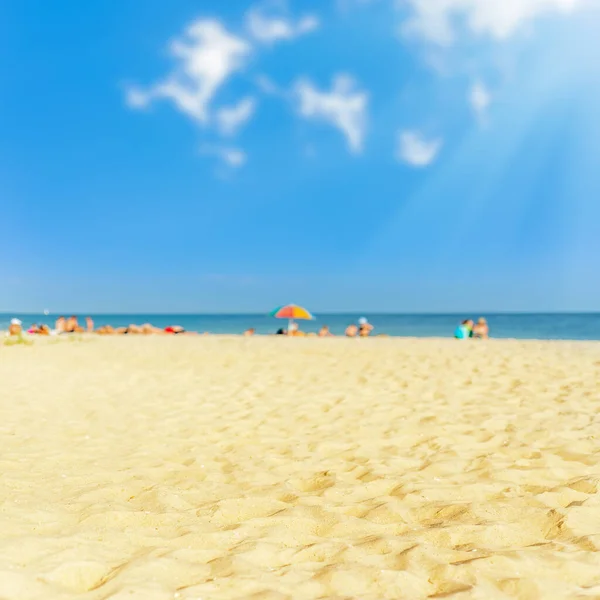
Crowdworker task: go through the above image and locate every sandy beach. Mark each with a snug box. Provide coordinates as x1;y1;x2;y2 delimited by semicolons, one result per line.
1;336;600;599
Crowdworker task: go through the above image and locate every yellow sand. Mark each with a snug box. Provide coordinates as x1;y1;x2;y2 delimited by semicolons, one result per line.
1;336;600;599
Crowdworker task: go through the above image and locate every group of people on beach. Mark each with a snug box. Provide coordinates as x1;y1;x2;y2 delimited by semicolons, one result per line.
7;315;489;340
345;317;374;338
455;318;489;340
8;316;188;337
10;316;377;339
263;317;375;338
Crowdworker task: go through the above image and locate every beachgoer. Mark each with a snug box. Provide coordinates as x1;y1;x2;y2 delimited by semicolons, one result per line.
8;318;22;337
4;318;33;346
86;317;94;333
65;316;81;333
345;324;358;338
288;322;299;336
358;317;374;337
275;328;286;335
164;325;185;334
27;324;38;334
454;319;474;340
244;328;256;336
473;318;489;339
55;316;66;333
318;325;333;337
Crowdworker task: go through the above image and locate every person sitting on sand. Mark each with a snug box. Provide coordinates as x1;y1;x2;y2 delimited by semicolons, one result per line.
4;318;33;346
288;322;299;336
244;328;256;336
358;317;374;337
55;316;66;334
473;318;489;339
275;328;287;335
454;319;474;340
318;325;333;337
27;323;38;334
65;316;83;333
345;324;358;337
8;318;23;337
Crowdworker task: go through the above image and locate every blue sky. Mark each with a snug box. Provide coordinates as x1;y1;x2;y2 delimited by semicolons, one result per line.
1;0;600;313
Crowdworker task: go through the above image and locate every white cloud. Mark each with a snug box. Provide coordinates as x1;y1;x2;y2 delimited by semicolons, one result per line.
294;74;368;153
246;10;320;44
469;81;492;118
125;88;151;109
255;74;284;96
222;148;247;167
402;0;584;45
397;130;442;167
201;145;247;167
216;97;256;136
126;19;250;124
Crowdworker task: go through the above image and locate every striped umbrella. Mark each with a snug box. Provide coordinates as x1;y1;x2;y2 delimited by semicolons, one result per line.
269;304;314;332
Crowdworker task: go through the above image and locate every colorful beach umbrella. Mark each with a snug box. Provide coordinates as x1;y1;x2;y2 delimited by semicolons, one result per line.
269;304;315;321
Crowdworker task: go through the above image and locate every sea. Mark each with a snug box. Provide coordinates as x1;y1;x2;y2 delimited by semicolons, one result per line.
1;313;600;341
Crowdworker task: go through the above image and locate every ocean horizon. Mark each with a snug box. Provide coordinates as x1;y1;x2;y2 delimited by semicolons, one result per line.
2;312;600;341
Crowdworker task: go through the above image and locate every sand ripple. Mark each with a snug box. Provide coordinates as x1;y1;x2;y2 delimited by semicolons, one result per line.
1;336;600;598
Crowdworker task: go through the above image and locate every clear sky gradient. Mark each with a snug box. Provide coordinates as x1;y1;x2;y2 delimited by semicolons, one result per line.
2;0;599;313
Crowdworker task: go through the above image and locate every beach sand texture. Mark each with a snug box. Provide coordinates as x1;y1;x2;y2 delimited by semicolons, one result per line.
2;336;600;599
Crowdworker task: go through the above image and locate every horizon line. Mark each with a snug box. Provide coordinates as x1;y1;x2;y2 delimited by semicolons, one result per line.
2;311;600;317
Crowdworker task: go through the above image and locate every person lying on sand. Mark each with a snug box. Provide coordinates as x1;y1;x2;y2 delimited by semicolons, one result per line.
318;325;333;337
97;325;125;335
164;325;186;334
95;323;190;335
28;324;50;335
123;324;142;334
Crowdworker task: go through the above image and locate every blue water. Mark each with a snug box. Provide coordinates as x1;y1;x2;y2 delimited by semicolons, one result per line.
2;313;600;340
